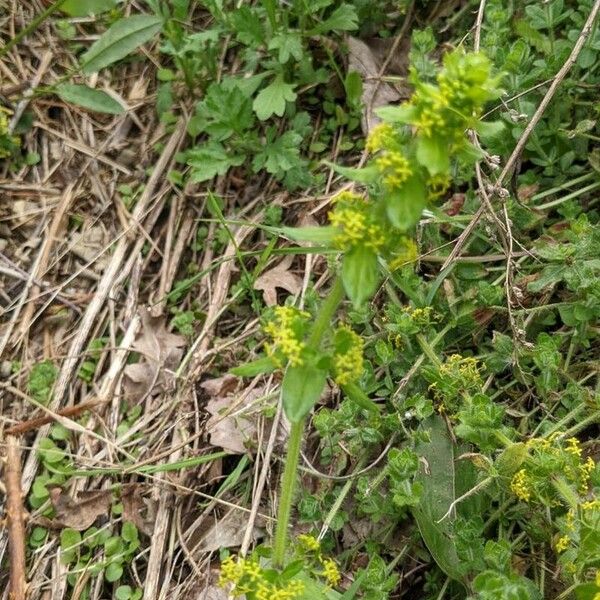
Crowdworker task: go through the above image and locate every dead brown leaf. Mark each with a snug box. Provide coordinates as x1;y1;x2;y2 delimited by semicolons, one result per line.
347;36;411;134
194;508;263;553
121;484;157;536
49;487;112;530
122;308;186;404
253;255;302;306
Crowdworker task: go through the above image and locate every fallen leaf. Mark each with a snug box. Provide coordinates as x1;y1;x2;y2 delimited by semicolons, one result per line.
205;395;256;454
195;508;263;552
69;222;110;272
121;484;157;536
347;36;411;134
253;255;302;306
122;308;186;404
49;487;112;530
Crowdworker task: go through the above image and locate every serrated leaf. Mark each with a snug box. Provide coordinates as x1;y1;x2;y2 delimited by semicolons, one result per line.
269;32;303;63
342;247;379;307
81;15;163;74
61;0;116;16
186;141;245;182
55;84;124;114
282;365;328;422
313;4;358;33
252;130;303;176
385;175;427;231
253;76;297;121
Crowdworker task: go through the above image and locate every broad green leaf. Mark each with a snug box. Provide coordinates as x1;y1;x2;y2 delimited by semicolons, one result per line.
375;104;417;123
81;15;163;74
253;76;297;121
105;562;123;582
575;583;600;600
268;32;303;63
282;365;327;422
344;71;363;107
252;130;303;176
279;225;337;244
385;175;427;231
230;356;277;377
312;4;358;33
342;248;379;307
324;161;379;184
476;119;505;139
416;135;449;175
412;416;467;583
55;84;124;114
61;0;116;16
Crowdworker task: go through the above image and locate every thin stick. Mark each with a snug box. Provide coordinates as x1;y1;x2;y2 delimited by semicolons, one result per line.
5;436;27;600
5;398;103;436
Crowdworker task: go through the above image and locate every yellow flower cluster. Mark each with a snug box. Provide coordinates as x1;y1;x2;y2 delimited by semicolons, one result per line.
297;533;321;552
320;558;341;587
375;150;413;189
263;306;310;367
403;306;436;327
387;237;418;271
332;325;364;386
366;123;396;153
555;534;570;553
565;437;582;457
440;355;483;389
219;556;305;600
412;101;446;138
510;468;532;502
328;192;385;253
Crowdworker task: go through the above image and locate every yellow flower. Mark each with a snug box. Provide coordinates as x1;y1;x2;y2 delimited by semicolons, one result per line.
332;325;364;386
375;150;413;189
297;533;321;552
366;122;396;153
263;306;310;367
218;556;244;587
565;437;582;457
320;558;341;587
510;468;532;502
582;498;600;511
328;192;385;253
555;535;570;553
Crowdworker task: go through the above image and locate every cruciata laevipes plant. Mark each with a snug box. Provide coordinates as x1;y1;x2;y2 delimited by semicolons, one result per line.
220;49;503;595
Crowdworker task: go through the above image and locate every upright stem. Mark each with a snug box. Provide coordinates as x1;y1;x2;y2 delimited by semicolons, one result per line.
273;276;345;567
273;418;305;566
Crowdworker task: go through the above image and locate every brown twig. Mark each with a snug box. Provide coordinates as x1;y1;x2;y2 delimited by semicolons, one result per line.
5;436;27;600
5;399;102;436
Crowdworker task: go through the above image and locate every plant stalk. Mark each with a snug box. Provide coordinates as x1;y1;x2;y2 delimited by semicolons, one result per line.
273;276;345;566
273;418;305;566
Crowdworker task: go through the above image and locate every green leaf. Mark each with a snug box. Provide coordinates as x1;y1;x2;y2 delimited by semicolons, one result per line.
28;360;57;405
55;84;124;114
342;382;380;413
121;522;138;544
38;438;65;464
115;586;133;600
61;0;116;16
385;175;427;231
268;32;303;64
253;76;297;121
375;104;418;123
252;130;303;176
81;15;163;74
575;583;600;600
313;4;358;33
412;416;467;583
105;562;123;583
324;161;380;184
476;120;505;139
230;356;277;377
186;141;245;182
279;225;337;244
416;135;449;175
344;71;363;107
282;365;328;422
342;248;379;307
60;528;81;551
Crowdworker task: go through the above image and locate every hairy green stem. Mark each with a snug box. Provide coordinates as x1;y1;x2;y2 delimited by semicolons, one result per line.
0;0;67;60
273;276;345;566
273;418;305;566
